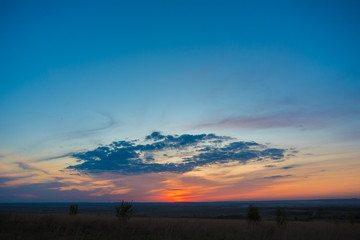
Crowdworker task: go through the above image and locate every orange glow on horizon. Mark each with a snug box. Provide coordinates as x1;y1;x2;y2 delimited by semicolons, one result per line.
163;190;193;202
1;150;359;202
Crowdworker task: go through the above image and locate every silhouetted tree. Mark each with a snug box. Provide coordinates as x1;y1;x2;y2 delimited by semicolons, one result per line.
275;206;287;227
115;200;133;222
69;204;78;215
247;204;261;223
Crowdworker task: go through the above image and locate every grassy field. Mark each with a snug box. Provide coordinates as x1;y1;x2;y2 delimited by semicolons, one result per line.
2;201;359;220
0;214;359;240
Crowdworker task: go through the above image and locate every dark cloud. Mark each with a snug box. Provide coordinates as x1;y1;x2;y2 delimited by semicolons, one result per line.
260;148;286;160
264;165;276;168
66;132;288;175
264;175;292;179
144;152;154;162
281;165;296;170
145;131;166;141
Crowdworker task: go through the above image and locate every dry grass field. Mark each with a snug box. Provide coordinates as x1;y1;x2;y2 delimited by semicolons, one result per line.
0;213;359;240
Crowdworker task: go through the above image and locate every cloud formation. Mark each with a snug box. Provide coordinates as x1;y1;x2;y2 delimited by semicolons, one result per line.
67;132;288;175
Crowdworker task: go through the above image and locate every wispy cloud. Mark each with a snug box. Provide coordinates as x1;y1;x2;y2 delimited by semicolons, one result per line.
196;115;304;129
200;113;327;129
64;113;119;140
24;113;120;153
14;162;48;174
191;111;354;130
0;175;37;187
36;153;75;162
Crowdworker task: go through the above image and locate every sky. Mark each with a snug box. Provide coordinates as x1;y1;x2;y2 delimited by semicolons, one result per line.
0;0;360;202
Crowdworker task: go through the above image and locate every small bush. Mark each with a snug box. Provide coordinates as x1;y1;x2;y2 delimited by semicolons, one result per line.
348;212;355;224
333;215;339;224
69;204;78;215
246;204;261;223
115;200;133;222
275;206;287;227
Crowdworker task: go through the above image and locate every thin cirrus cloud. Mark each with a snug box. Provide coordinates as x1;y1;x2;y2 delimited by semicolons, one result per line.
193;108;360;130
66;132;288;175
63;113;119;140
192;112;344;129
37;153;75;162
199;116;303;128
14;162;48;174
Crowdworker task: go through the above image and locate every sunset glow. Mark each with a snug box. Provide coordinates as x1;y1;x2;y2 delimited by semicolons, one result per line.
1;0;360;203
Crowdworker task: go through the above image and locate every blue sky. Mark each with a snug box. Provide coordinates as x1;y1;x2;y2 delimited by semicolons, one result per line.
0;0;359;202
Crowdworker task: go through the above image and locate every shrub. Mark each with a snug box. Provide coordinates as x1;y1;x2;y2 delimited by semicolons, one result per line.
69;204;78;215
348;212;355;224
115;200;133;222
333;215;339;224
275;206;287;227
246;204;261;223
